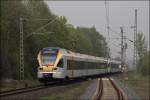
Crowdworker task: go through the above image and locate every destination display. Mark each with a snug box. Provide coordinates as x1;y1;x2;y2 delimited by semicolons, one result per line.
42;50;56;54
42;48;58;54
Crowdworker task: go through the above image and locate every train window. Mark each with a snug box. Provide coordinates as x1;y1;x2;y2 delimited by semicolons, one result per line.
67;60;108;70
87;62;91;69
57;59;63;68
100;63;105;69
67;60;86;70
67;60;74;70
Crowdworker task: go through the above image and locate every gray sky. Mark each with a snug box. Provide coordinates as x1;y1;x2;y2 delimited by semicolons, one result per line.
45;1;149;61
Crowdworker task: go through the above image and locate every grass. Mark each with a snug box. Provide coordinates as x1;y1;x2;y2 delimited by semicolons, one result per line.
113;71;149;100
40;80;91;100
0;79;40;91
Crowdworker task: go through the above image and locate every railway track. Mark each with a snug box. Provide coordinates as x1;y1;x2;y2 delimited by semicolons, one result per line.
92;77;126;100
0;78;87;98
0;81;59;97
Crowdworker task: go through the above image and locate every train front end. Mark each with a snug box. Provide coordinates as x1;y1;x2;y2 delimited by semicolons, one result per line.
37;47;64;82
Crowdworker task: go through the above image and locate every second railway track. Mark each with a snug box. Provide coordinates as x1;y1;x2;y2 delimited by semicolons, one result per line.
92;77;126;100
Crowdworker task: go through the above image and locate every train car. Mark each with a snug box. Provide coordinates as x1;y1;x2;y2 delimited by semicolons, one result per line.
37;47;121;82
109;60;122;73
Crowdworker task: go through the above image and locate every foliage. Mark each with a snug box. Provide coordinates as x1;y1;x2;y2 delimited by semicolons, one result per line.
137;51;150;76
1;0;29;79
136;32;147;58
135;32;149;76
0;0;108;79
76;27;108;57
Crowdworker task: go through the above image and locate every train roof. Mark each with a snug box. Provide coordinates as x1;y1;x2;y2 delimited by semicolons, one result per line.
41;47;121;64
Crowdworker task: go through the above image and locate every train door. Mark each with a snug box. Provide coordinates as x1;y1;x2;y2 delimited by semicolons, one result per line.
85;61;88;76
63;57;67;77
53;57;66;78
107;63;111;73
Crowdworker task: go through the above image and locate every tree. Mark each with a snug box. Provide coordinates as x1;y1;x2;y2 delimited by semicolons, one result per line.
138;51;150;76
136;32;148;75
136;32;147;58
76;26;109;57
1;0;30;79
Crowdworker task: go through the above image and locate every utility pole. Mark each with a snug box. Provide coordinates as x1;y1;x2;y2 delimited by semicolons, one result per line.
120;27;124;68
135;9;138;70
105;0;110;69
19;17;58;81
124;36;127;67
131;9;138;70
20;17;24;80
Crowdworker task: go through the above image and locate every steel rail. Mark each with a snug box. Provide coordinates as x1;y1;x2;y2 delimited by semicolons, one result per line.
108;77;124;100
92;78;103;100
92;77;125;100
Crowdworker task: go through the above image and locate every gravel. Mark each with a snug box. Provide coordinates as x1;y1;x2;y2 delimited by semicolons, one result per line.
80;79;98;100
1;79;90;100
113;78;140;100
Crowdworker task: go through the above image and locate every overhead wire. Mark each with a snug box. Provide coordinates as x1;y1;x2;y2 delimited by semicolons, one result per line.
104;1;119;57
110;42;121;48
31;17;58;34
109;27;121;36
111;49;120;55
110;38;120;44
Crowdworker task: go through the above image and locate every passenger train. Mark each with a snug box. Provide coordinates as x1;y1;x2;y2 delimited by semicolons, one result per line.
37;47;122;82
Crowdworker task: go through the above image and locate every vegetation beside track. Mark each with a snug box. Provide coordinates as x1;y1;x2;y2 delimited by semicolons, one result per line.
40;80;91;100
113;71;149;99
0;79;40;91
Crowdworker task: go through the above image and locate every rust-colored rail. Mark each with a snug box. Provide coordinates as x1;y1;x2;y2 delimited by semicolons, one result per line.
92;77;125;100
92;78;103;100
108;77;124;100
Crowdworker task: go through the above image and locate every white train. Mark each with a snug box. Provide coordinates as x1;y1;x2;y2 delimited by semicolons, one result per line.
37;47;122;82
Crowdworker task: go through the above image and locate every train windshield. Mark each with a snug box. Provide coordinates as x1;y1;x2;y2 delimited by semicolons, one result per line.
42;54;56;65
41;50;58;65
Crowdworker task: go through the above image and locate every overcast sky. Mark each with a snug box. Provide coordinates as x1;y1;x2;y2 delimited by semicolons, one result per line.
45;1;149;61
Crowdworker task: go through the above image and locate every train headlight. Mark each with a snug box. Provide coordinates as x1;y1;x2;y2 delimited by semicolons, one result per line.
53;67;57;70
39;67;43;70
